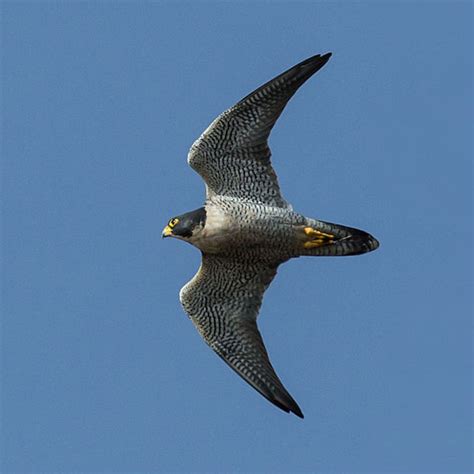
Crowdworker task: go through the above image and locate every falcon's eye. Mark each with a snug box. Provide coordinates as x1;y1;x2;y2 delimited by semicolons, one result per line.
168;218;179;228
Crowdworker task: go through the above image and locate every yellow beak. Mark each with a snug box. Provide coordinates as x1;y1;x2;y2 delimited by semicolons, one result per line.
162;225;173;238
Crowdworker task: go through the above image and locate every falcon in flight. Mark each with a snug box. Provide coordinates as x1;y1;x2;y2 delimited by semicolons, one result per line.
162;53;379;418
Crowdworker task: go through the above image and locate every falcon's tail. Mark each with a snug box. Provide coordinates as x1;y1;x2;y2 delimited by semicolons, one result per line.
298;219;379;257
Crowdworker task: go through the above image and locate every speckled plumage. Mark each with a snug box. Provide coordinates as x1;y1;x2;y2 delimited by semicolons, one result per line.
163;53;379;418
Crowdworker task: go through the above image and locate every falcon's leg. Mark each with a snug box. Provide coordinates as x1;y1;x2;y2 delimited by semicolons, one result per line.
302;227;336;248
296;219;379;257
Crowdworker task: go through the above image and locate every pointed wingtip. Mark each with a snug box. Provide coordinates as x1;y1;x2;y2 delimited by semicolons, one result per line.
288;399;304;419
273;401;304;419
300;52;332;65
280;401;304;419
270;391;305;419
295;52;332;78
291;406;305;419
318;52;332;65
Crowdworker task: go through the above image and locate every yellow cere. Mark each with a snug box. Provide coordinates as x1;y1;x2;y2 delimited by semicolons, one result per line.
162;225;173;237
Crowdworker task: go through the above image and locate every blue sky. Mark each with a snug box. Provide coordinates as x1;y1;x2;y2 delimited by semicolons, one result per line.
2;2;472;473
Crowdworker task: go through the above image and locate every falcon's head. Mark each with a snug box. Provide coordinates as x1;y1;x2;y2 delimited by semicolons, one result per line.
162;207;206;241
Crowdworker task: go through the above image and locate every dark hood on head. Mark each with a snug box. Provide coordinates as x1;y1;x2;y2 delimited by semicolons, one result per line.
172;207;206;238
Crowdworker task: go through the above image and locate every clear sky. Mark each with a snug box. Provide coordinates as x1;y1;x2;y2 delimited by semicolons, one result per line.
2;2;472;473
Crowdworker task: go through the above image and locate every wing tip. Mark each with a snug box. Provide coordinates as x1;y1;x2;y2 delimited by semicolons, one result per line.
292;404;305;419
289;404;305;419
320;51;332;62
275;400;305;419
316;52;332;70
301;51;332;65
289;52;332;84
269;391;305;419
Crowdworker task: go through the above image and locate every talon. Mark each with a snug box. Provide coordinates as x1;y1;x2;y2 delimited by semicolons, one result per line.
304;227;334;239
303;227;335;248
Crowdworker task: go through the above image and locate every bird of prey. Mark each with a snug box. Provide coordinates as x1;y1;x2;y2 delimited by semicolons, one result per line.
162;53;379;418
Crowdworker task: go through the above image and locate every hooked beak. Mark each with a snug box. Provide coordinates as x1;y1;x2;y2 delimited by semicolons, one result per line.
162;225;173;238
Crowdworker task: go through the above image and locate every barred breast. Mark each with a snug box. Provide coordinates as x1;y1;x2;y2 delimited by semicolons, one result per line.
190;196;306;259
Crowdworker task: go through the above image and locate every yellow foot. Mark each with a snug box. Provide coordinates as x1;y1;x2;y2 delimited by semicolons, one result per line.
303;227;335;249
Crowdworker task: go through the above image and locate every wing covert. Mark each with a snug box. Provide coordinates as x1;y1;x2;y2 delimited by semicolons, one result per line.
179;254;303;418
188;53;332;207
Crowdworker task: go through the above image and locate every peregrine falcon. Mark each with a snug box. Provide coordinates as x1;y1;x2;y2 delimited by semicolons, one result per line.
162;53;379;418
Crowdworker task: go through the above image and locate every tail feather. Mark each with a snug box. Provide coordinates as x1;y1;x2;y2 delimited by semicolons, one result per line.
301;219;379;257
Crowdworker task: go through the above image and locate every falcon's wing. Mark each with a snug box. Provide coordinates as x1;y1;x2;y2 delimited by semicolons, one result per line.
188;53;332;208
179;254;303;418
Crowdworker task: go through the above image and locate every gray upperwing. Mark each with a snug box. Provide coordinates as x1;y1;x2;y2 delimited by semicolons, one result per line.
188;53;332;208
179;253;303;418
